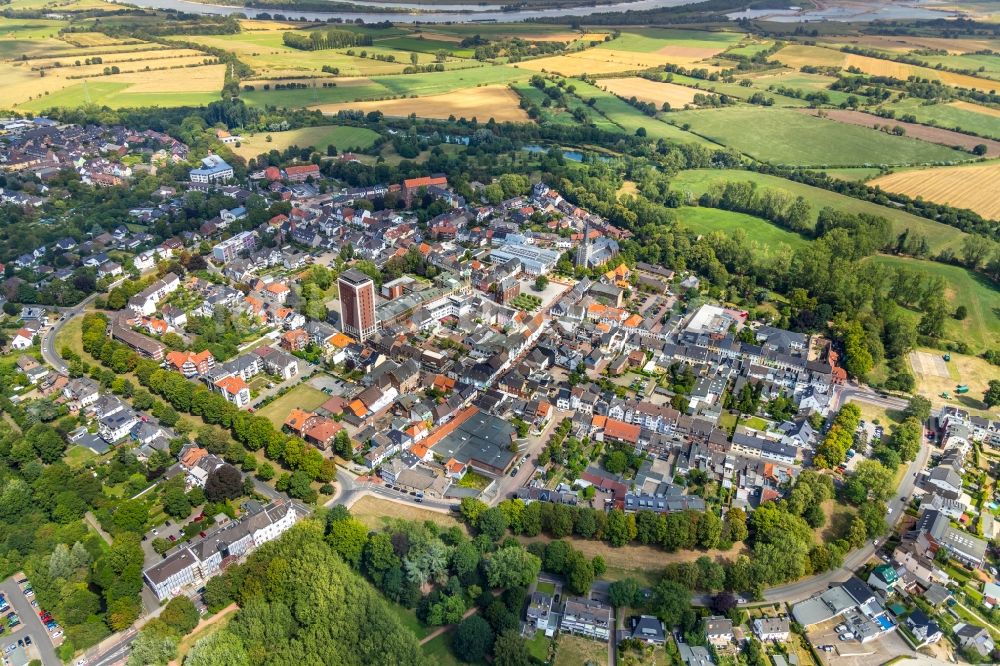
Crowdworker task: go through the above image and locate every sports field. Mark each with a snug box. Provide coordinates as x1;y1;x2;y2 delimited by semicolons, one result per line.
670;169;969;255
316;84;529;122
230;125;380;160
676;206;809;249
664;106;969;166
599;77;699;109
869;162;1000;220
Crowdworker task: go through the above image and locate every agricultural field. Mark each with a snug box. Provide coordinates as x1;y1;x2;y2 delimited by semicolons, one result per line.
229;125;380;161
797;108;1000;156
242;65;530;109
773;43;998;90
511;81;621;131
882;98;1000;140
670;169;971;254
316;84;529;122
567;79;719;148
598;77;699;109
916;52;1000;80
817;167;885;181
869;162;1000;220
676;206;809;249
818;34;1000;55
871;255;1000;352
663;106;970;167
747;69;856;105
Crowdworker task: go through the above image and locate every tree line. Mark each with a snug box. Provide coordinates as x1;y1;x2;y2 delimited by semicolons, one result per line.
281;28;371;51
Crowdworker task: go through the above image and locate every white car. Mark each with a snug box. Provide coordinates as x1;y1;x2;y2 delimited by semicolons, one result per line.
51;630;63;639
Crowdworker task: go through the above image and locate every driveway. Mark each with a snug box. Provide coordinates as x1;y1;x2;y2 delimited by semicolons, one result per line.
0;578;58;666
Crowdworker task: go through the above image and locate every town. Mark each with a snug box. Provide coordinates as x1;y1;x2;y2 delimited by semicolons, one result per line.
0;112;998;666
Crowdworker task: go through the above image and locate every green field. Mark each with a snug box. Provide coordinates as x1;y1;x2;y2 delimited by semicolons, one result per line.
231;125;379;160
18;81;220;111
671;169;969;254
664;107;970;166
378;36;474;58
599;28;744;53
568;79;719;147
662;73;812;107
749;70;857;105
723;40;775;58
817;167;885;181
870;255;1000;351
256;382;329;429
882;98;1000;140
917;52;1000;81
242;65;529;108
676;206;809;249
511;81;622;132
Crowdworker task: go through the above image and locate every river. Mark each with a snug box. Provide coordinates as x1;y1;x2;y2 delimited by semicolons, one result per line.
112;0;960;23
110;0;702;23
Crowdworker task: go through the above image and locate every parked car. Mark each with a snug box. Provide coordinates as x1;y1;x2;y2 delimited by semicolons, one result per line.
51;630;62;639
23;636;30;646
835;624;846;633
168;535;177;542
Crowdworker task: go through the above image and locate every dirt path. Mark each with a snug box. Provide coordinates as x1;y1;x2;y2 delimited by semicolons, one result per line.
168;603;239;665
419;605;483;645
84;511;113;545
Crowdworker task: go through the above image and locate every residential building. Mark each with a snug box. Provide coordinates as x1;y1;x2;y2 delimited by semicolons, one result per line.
705;616;734;648
212;231;258;263
214;375;251;409
561;597;612;641
338;269;377;342
753;617;790;642
189;155;233;184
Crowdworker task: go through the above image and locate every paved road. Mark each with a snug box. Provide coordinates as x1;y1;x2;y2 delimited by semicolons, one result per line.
0;579;59;666
40;281;125;375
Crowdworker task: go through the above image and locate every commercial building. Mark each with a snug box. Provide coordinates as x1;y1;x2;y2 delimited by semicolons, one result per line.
489;243;560;276
338;269;377;342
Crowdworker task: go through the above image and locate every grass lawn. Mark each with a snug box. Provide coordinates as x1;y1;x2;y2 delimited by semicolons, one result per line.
870;256;1000;353
526;630;552;663
906;347;1000;415
350;495;466;532
388;603;433;640
421;628;483;666
256;382;328;429
676;206;809;250
457;469;492;490
671;169;969;255
740;415;770;431
664;107;969;167
54;315;85;360
845;398;902;427
553;633;608;666
230;125;379;161
64;445;98;468
817;167;885;181
536;580;556;595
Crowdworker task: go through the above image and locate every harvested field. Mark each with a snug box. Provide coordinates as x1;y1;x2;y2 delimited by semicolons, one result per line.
797;108;1000;156
109;64;225;92
949;100;1000;119
655;45;720;59
314;84;529;122
520;49;720;76
869;163;1000;220
599;76;698;108
823;34;1000;55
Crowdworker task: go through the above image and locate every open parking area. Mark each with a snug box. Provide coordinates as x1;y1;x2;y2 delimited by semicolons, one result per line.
0;578;58;666
806;617;910;666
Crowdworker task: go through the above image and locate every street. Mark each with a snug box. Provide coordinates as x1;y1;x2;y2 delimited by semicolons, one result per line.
39;281;124;375
0;578;59;666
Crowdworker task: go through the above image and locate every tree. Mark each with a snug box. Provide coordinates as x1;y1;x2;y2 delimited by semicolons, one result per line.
160;596;199;635
493;630;531;666
533;275;549;292
162;486;192;520
477;506;509;542
205;463;242;502
651;579;691;627
184;630;250;666
985;380;1000;408
485;546;541;589
126;631;178;666
453;616;494;663
903;395;932;422
113;499;149;534
711;592;738;615
255;462;275;481
608;578;641;608
326;518;369;568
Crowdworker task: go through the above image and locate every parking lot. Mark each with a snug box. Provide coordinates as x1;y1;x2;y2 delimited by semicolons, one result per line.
0;577;59;666
806;617;910;666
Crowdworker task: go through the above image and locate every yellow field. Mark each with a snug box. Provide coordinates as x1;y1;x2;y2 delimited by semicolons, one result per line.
110;64;225;92
520;48;720;76
314;84;529;122
869;162;1000;220
823;34;1000;54
600;76;698;108
238;19;307;31
34;47;200;68
61;32;135;47
775;45;996;91
949;100;1000;119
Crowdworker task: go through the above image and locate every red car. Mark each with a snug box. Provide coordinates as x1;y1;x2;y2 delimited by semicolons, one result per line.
168;535;177;542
